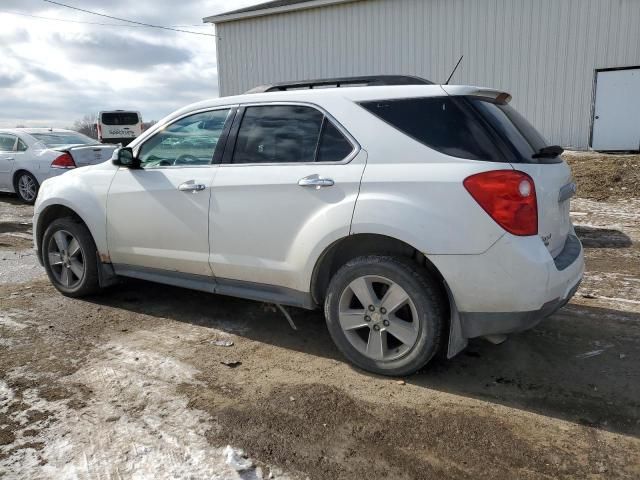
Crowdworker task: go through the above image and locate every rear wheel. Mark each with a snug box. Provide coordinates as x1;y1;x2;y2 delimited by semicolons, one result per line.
15;171;39;204
42;217;101;297
324;256;445;376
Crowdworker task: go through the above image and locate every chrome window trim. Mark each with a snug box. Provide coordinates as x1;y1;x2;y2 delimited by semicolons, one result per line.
132;105;237;170
221;100;361;167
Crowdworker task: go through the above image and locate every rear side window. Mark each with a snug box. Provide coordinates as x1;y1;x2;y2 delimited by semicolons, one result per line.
101;112;139;125
233;105;323;164
361;97;504;161
317;120;354;162
232;105;354;164
0;133;17;151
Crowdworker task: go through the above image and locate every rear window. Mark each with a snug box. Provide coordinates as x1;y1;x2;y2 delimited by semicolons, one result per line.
31;132;96;147
101;112;140;125
469;99;556;163
360;97;505;161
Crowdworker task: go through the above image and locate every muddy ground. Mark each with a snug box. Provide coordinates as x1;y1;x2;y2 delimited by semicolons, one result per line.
1;157;640;479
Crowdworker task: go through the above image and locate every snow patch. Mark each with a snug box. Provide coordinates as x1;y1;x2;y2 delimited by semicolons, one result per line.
0;314;26;330
0;331;294;479
0;380;15;413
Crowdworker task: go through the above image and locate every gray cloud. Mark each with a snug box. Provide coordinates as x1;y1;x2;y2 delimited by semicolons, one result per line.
0;72;23;88
39;0;233;27
0;0;260;127
52;32;193;68
0;29;30;43
0;68;220;127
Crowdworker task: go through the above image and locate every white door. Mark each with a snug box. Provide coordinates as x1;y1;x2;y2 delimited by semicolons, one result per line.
106;108;232;276
0;133;18;189
209;104;365;291
592;68;640;151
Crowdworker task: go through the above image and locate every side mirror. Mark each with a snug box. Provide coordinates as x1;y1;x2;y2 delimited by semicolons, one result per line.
112;147;140;169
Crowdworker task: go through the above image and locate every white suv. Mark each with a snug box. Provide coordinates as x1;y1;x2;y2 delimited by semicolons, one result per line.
33;76;584;376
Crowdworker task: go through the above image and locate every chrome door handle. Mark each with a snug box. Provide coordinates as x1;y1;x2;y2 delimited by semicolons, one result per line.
5;157;14;161
178;182;206;192
298;175;334;188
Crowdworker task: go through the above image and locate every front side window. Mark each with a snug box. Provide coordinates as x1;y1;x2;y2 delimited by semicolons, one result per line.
0;133;17;152
138;109;230;168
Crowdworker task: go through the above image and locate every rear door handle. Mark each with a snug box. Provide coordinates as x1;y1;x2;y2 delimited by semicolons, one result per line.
5;157;14;161
178;182;206;192
298;174;334;188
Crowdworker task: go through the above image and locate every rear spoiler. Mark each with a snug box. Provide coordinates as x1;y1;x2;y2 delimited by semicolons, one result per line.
51;143;110;152
440;85;512;104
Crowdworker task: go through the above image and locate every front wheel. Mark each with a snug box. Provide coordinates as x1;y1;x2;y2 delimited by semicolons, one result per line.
324;256;445;376
42;217;101;297
15;171;39;204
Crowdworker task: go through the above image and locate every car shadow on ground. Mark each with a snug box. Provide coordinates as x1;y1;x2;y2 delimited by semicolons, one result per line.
88;279;640;439
575;225;633;248
0;193;21;204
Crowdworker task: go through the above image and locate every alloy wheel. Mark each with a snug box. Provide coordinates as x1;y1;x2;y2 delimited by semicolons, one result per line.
18;174;37;202
338;275;420;361
47;229;85;289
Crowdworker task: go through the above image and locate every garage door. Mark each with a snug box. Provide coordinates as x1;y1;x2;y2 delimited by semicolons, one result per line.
591;68;640;151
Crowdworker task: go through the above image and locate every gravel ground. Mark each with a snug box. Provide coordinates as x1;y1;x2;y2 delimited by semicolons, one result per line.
1;180;639;479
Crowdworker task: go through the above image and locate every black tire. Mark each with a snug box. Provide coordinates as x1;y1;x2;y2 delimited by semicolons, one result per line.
14;171;39;204
42;217;101;297
324;255;445;376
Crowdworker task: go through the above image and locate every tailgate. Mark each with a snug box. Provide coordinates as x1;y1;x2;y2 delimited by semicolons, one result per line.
68;145;117;167
515;161;574;257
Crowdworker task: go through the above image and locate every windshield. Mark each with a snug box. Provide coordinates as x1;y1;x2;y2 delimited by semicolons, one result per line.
31;132;97;148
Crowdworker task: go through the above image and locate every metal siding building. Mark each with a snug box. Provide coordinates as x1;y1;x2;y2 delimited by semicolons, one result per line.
206;0;640;149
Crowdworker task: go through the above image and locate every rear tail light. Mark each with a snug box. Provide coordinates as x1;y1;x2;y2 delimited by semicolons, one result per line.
463;170;537;236
51;152;77;169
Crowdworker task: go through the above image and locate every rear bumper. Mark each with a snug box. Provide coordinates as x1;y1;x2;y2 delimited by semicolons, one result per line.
458;278;581;338
428;232;585;339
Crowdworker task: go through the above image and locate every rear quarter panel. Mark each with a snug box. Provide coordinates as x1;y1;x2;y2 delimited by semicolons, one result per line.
342;105;509;255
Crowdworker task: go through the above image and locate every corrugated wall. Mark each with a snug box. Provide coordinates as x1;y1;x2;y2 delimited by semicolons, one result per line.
215;0;640;148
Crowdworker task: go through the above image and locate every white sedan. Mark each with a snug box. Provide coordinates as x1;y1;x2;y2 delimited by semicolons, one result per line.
0;128;117;203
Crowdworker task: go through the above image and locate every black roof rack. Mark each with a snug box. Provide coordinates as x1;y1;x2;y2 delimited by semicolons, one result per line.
245;75;433;93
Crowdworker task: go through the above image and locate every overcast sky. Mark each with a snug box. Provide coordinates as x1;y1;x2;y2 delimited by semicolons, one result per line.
0;0;263;127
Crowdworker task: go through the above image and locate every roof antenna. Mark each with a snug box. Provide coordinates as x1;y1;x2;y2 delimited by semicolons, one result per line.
445;55;464;85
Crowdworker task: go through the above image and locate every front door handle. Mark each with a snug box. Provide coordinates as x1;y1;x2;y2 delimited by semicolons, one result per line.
5;157;14;161
298;174;334;189
178;182;206;192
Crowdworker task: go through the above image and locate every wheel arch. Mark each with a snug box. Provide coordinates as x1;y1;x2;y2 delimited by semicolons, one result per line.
310;233;447;307
36;204;90;261
310;232;468;359
12;168;39;194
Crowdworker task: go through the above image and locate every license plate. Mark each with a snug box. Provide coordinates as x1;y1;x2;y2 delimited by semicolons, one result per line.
108;129;135;137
